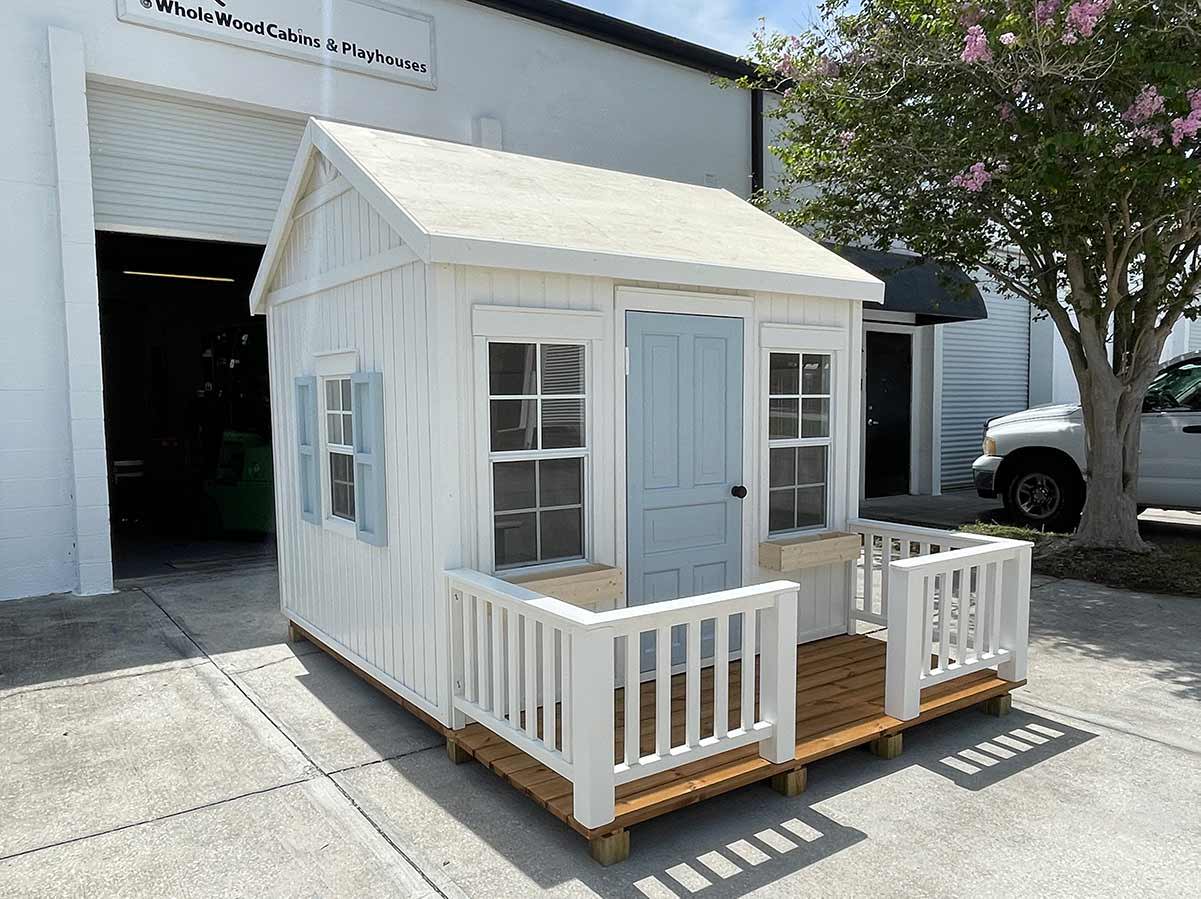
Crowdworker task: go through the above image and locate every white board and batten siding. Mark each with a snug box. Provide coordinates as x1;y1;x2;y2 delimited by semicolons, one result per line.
87;84;305;244
266;170;446;722
940;284;1031;490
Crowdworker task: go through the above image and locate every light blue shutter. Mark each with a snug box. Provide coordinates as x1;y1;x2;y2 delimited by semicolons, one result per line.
351;372;387;546
295;376;320;524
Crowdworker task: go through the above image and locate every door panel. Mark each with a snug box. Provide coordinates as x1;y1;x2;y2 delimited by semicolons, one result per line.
1138;411;1201;508
627;311;744;603
864;330;914;498
627;311;744;668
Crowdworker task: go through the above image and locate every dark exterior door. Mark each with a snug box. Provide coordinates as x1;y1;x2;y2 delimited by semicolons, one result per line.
864;330;913;498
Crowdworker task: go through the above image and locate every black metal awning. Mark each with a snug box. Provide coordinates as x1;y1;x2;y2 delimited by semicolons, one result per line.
827;244;988;325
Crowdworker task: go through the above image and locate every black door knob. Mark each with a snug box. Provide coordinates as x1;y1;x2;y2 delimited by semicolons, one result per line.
731;485;748;499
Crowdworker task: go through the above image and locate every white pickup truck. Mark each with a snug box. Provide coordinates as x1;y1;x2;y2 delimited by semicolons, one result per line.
974;351;1201;529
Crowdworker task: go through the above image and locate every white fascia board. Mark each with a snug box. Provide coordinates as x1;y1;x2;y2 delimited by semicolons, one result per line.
310;121;433;263
426;235;886;304
248;124;320;315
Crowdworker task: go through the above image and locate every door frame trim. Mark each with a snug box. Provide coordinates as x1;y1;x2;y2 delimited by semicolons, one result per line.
614;287;756;608
861;322;923;497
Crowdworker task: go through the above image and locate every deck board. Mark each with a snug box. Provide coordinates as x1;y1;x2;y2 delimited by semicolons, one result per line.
450;633;1022;839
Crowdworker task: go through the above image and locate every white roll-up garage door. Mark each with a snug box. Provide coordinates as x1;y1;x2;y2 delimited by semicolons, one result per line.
86;85;306;245
939;286;1031;490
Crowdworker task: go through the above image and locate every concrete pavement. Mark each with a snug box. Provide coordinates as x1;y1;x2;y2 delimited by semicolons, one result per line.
1;565;1198;897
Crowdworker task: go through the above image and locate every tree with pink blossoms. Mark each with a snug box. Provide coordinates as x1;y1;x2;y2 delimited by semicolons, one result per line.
744;0;1200;551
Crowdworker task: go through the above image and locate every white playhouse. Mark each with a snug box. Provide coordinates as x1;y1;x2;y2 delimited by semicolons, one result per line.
251;119;1032;863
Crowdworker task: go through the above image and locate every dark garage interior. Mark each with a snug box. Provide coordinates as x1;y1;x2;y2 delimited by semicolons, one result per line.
97;232;275;578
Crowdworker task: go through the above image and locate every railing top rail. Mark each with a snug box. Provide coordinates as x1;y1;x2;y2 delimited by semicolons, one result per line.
849;517;1002;547
885;538;1033;572
446;568;798;633
589;580;797;634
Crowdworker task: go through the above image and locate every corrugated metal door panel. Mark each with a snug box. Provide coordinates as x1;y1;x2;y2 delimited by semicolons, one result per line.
86;85;306;244
940;290;1031;489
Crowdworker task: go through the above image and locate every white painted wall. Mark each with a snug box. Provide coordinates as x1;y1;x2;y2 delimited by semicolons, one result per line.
0;0;753;600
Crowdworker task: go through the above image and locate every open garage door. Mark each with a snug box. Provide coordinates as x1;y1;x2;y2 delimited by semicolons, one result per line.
86;84;305;245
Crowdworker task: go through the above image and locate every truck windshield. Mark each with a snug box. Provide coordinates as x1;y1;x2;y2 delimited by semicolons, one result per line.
1145;360;1201;411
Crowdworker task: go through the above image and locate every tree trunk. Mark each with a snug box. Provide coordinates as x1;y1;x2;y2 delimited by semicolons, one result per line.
1071;354;1149;552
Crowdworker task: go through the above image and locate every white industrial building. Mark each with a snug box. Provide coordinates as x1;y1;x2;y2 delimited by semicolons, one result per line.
2;0;1195;602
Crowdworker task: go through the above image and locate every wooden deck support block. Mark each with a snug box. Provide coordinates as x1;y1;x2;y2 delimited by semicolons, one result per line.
590;830;630;866
979;694;1013;717
768;768;807;797
868;733;903;760
287;620;306;644
446;737;472;765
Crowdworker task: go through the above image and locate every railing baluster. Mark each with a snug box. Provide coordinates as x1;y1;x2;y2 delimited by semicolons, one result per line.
921;573;935;677
491;600;504;717
463;593;477;705
524;616;537;739
476;594;488;707
542;623;557;750
686;618;701;748
880;535;894;617
741;610;756;728
714;614;729;739
624;631;640;764
956;566;970;666
937;570;951;672
560;629;572;763
992;560;1005;658
506;611;519;725
863;534;876;617
655;626;671;755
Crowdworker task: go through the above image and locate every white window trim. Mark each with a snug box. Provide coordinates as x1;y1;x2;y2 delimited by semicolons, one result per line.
474;334;595;575
762;348;837;538
319;367;358;539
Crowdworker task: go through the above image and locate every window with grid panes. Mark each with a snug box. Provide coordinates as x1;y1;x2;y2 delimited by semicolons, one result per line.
324;376;355;522
488;342;587;569
767;352;832;533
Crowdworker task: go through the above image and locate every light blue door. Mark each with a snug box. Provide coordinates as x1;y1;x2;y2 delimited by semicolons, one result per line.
626;312;744;666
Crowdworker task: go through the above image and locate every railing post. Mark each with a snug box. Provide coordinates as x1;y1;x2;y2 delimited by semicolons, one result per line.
998;545;1031;682
884;564;922;721
448;582;468;730
570;625;616;829
758;587;799;764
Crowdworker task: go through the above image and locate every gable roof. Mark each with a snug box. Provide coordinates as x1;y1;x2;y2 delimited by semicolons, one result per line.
250;119;883;313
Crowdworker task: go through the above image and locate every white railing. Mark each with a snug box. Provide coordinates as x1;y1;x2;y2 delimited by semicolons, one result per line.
848;518;1032;722
446;569;799;829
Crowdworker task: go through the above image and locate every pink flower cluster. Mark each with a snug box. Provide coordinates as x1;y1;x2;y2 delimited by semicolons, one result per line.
1061;0;1112;44
1035;0;1061;24
837;130;856;148
1000;32;1018;46
951;162;996;192
1170;90;1201;147
961;25;993;63
1122;85;1165;125
998;101;1016;122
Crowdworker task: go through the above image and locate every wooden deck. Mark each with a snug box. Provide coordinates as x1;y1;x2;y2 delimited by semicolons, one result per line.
450;633;1021;839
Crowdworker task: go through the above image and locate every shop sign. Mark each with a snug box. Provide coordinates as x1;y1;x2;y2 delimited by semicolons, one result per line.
117;0;436;89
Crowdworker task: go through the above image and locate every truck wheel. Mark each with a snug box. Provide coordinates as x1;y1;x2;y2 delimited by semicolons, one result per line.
1003;457;1082;532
